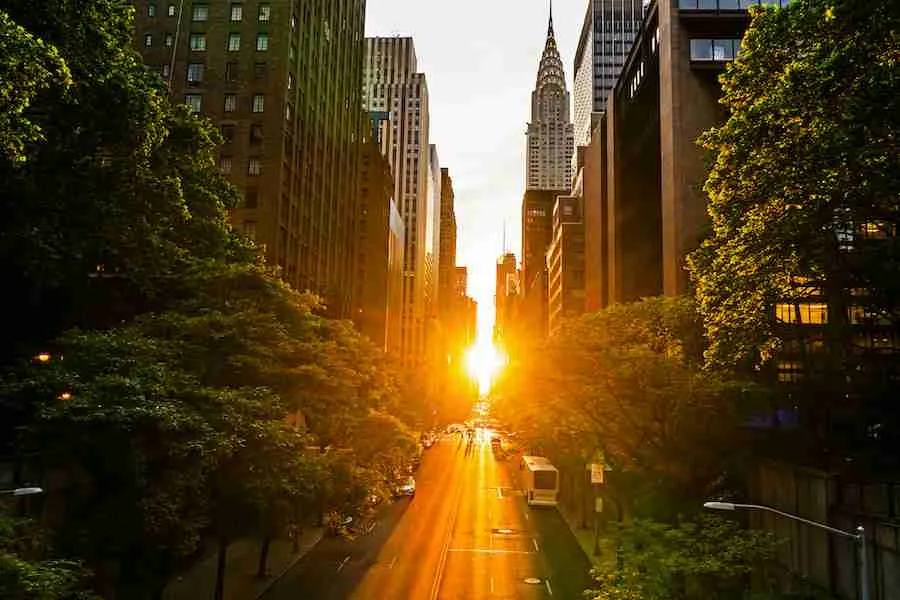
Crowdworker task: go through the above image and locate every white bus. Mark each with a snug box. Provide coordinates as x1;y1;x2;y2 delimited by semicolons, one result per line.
519;455;559;507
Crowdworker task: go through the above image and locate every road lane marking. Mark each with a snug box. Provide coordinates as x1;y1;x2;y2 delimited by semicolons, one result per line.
337;555;350;573
429;456;465;600
389;555;397;569
532;538;540;552
490;576;495;593
497;487;502;499
447;548;535;555
545;579;553;596
524;511;529;520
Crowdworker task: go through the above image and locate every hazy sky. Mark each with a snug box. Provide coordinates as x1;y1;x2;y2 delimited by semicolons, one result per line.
365;0;585;335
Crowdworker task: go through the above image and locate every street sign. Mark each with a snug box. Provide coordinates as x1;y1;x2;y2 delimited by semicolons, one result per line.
590;463;605;484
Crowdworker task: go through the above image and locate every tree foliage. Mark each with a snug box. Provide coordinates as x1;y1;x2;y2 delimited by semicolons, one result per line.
688;0;900;371
589;515;778;600
495;297;746;515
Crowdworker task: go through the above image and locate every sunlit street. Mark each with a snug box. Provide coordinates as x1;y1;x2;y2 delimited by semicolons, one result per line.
263;433;591;600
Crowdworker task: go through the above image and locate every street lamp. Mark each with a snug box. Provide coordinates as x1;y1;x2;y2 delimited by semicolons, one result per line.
704;501;870;600
0;487;43;497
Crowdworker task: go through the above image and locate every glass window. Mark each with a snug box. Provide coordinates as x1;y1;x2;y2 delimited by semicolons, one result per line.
148;4;156;17
186;62;204;83
243;220;257;240
690;39;713;61
164;33;173;47
287;73;294;90
256;32;269;51
259;5;271;23
219;157;232;174
224;94;236;112
534;471;557;490
248;158;261;176
250;124;263;143
185;94;202;113
221;125;235;144
741;0;759;7
144;34;153;47
161;63;170;78
228;33;241;51
254;62;266;79
167;4;176;16
713;39;735;61
698;0;717;8
719;0;741;8
189;33;206;50
225;62;237;81
191;5;208;21
252;94;265;113
244;189;258;208
230;4;242;22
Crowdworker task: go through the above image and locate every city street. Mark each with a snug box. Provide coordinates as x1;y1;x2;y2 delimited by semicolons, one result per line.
262;435;593;600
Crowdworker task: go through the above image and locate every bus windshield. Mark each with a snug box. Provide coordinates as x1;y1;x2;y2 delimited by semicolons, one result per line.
534;470;557;490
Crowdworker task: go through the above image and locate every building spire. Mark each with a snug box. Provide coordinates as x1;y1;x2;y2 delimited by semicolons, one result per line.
548;0;554;37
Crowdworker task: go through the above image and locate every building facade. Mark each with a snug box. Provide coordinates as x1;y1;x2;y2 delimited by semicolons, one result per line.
363;37;431;366
547;194;586;336
494;253;521;347
354;112;404;355
425;145;442;325
438;168;457;321
573;0;643;150
526;12;575;191
521;190;557;339
133;0;366;317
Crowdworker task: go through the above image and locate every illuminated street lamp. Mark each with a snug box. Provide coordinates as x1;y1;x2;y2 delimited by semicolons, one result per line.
704;501;870;600
35;352;51;363
0;487;43;497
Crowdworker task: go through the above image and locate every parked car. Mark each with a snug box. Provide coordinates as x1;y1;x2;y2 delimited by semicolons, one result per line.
395;475;416;497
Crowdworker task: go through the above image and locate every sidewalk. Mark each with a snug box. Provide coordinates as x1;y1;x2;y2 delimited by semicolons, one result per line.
163;529;323;600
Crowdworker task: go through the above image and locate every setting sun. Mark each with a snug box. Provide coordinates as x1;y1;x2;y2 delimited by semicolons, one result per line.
465;338;506;398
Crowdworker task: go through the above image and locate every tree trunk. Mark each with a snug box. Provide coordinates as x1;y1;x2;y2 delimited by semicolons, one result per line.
256;537;271;579
214;539;228;600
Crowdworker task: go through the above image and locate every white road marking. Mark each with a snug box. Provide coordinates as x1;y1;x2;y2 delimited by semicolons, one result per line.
490;576;495;593
337;555;350;573
545;579;553;596
524;511;530;520
497;487;503;499
532;538;540;552
389;555;397;569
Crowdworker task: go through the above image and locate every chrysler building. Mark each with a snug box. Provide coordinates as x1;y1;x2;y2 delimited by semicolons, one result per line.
526;6;575;191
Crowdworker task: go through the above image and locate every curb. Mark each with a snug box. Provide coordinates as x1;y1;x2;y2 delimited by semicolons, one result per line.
254;529;324;600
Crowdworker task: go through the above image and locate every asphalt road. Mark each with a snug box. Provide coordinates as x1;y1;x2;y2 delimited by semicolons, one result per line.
262;434;593;600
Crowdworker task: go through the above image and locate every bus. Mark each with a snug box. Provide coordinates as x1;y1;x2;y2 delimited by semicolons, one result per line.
519;455;559;507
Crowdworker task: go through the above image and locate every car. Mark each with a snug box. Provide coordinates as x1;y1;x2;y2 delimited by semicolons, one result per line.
395;475;416;497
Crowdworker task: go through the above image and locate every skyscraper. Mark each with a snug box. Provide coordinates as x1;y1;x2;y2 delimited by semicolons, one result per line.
438;168;457;322
526;9;575;191
133;0;366;317
573;0;643;149
425;145;442;325
363;37;431;366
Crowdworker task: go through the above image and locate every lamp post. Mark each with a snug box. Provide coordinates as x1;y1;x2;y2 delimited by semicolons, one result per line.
0;487;43;497
704;501;870;600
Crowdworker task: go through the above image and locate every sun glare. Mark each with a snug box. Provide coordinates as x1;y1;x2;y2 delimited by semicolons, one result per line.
465;338;506;398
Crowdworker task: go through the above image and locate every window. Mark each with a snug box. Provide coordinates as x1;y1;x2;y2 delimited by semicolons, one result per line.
248;158;261;176
291;13;297;30
224;94;236;112
252;94;265;113
254;62;266;79
187;62;204;83
161;63;170;78
191;5;208;21
228;33;241;51
250;124;263;144
256;33;268;51
221;125;235;144
243;220;257;239
225;62;237;81
167;4;176;16
713;39;735;61
189;33;206;50
284;103;292;122
148;4;156;17
289;44;296;61
244;189;259;208
185;94;202;113
259;5;271;23
230;4;242;22
164;33;173;47
144;34;153;47
288;73;294;90
219;156;232;174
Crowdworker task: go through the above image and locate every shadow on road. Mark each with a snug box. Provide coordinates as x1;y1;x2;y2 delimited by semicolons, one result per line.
529;507;596;600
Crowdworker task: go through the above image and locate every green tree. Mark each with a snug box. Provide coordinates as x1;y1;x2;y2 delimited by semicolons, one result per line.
687;0;900;457
589;515;778;600
495;297;746;516
0;512;98;600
